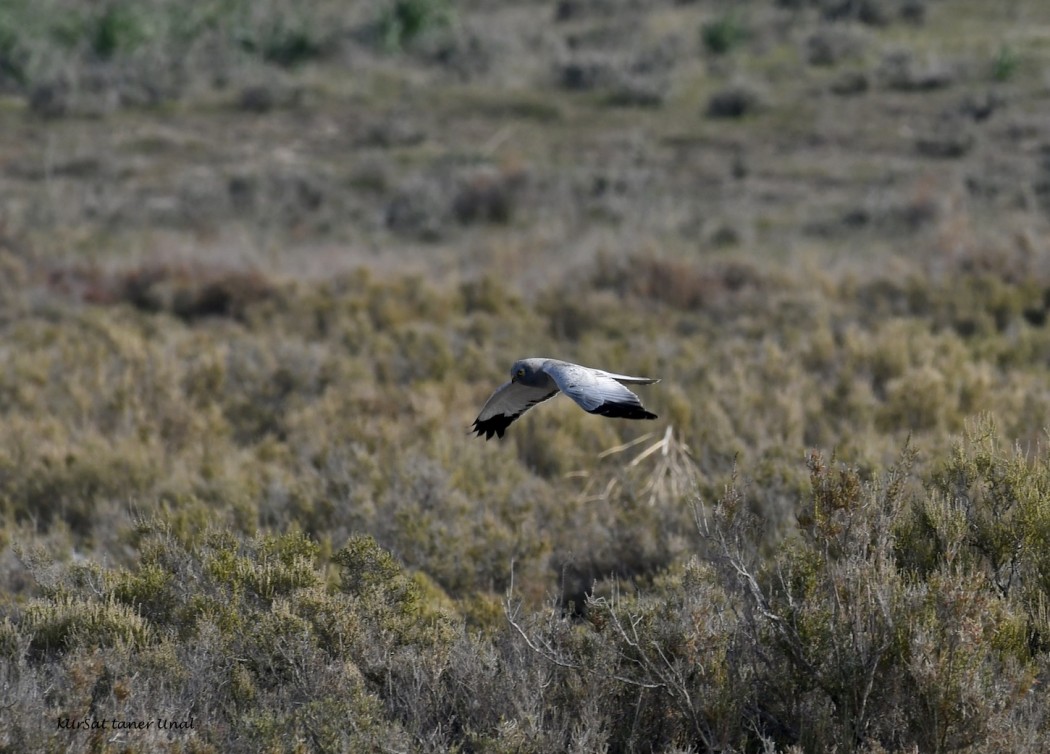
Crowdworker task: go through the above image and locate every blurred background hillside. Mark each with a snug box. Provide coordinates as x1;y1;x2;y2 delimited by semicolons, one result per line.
3;0;1048;284
4;1;1050;752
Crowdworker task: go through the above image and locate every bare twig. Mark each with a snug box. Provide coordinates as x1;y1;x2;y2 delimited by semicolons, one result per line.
502;596;665;690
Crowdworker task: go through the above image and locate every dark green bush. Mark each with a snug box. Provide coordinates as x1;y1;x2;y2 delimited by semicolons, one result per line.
89;3;148;60
234;8;326;67
378;0;451;51
0;4;29;86
701;13;747;55
993;43;1020;81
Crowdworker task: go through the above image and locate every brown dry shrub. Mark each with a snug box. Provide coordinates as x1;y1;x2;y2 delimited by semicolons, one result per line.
591;253;764;311
45;263;276;322
452;165;527;225
120;264;276;322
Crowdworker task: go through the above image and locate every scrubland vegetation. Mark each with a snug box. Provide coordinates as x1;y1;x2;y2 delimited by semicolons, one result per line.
4;0;1050;752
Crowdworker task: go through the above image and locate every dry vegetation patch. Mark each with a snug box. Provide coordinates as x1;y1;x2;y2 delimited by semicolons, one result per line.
4;250;1050;751
4;0;1050;751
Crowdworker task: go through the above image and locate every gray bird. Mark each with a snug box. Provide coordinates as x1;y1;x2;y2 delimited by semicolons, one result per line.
472;358;659;440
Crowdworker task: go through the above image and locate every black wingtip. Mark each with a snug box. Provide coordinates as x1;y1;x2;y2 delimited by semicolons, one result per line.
589;402;658;420
472;417;508;440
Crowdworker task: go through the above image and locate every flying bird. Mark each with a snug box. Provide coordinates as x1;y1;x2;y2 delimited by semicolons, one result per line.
472;358;659;440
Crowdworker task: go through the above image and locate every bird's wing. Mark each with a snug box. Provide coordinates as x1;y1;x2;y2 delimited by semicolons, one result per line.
472;380;559;440
544;362;657;420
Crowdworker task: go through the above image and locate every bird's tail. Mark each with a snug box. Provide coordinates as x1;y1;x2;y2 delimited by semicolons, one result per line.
603;371;660;385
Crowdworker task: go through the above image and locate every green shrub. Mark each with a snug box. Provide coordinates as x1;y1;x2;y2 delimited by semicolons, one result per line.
906;419;1050;649
89;2;149;60
701;13;747;56
0;3;29;85
23;595;153;656
336;534;456;641
6;525;461;750
993;43;1020;81
694;444;1043;751
378;0;451;51
234;6;326;67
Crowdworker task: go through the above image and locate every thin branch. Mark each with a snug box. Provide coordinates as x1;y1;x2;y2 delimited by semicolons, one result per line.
503;602;580;672
503;598;666;690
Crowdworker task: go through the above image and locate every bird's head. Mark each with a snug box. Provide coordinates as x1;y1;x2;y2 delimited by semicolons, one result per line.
509;359;538;384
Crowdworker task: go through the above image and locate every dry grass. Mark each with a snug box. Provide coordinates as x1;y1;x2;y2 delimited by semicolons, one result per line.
3;0;1050;751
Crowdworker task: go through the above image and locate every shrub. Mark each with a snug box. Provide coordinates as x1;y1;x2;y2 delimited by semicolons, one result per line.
378;0;451;51
879;50;956;91
907;419;1050;642
705;82;766;118
701;13;747;56
558;55;621;92
0;5;29;88
806;27;865;66
22;595;153;657
6;525;463;751
693;443;1043;751
234;6;327;67
88;3;149;60
452;167;525;226
993;43;1020;81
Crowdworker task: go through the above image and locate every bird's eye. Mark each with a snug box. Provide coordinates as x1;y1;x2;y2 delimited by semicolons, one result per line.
516;368;525;377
